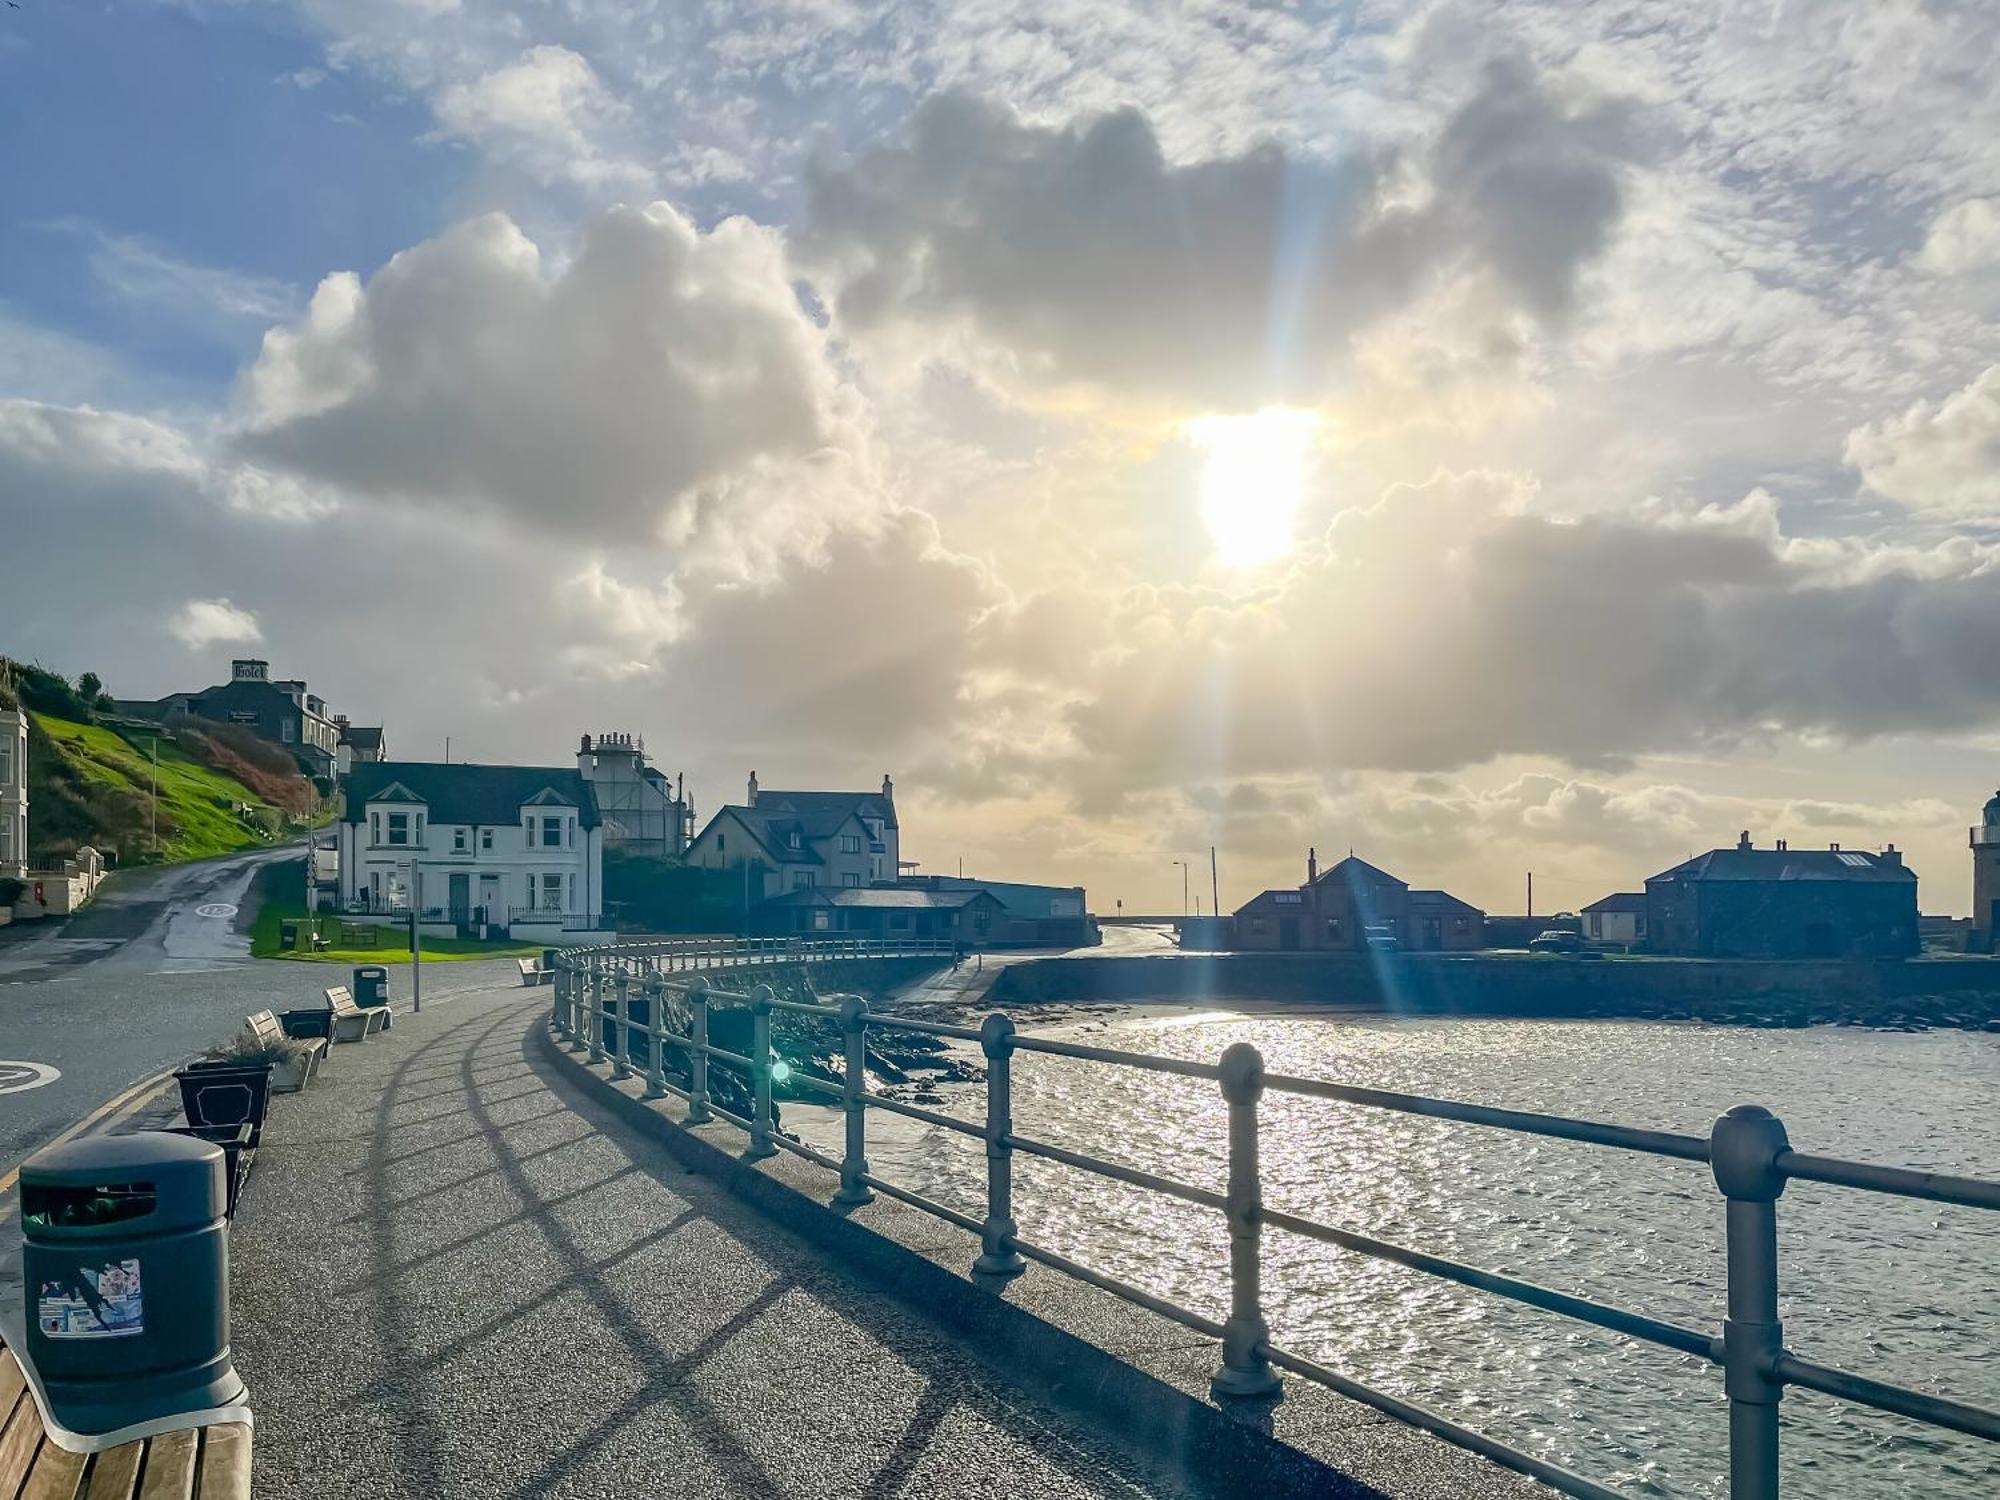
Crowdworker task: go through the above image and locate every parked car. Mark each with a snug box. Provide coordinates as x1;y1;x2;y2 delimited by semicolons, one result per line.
1527;929;1583;954
1363;925;1401;953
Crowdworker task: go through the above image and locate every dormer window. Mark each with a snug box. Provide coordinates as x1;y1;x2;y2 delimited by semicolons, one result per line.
386;812;410;846
788;830;802;850
539;815;564;848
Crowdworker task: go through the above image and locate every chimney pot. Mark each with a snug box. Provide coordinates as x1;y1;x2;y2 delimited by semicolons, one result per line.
883;773;894;800
1738;830;1752;851
747;771;759;806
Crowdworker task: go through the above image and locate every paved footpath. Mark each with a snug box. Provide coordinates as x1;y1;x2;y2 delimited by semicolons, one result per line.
231;979;1193;1500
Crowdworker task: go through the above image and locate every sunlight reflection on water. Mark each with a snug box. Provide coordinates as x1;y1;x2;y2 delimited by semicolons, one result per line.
794;1012;1999;1500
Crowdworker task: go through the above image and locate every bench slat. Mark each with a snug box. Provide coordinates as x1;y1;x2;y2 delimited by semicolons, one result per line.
134;1428;195;1500
80;1445;143;1500
192;1426;250;1500
0;1387;45;1494
0;1348;26;1421
22;1438;86;1500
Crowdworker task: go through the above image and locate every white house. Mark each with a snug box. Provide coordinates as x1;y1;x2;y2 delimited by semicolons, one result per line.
336;761;607;941
0;703;25;880
686;774;901;909
1581;891;1647;946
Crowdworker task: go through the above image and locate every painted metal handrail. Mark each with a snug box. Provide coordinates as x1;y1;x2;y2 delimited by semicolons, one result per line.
547;939;1998;1500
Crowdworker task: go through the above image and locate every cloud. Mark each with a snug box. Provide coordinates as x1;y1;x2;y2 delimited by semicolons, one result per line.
432;45;651;191
800;63;1632;407
236;206;869;551
1844;366;2000;515
1919;198;2000;275
169;598;263;649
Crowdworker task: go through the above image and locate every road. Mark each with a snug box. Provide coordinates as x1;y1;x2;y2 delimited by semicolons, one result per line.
0;845;517;1194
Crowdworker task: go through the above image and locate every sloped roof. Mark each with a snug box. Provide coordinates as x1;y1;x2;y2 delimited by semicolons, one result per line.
760;886;1000;911
1312;855;1406;890
342;761;600;828
1583;891;1648;914
1647;848;1913;884
899;876;1086;917
1408;888;1483;915
1232;888;1307;916
339;725;383;750
755;789;897;831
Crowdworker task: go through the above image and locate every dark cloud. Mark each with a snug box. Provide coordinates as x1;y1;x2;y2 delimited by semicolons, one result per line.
800;63;1632;405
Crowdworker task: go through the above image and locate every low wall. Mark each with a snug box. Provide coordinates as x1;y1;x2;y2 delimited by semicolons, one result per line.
989;952;2000;1028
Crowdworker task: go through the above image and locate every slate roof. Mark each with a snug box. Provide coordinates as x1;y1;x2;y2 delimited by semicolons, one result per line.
1646;848;1913;884
339;726;384;751
1232;888;1308;915
1312;855;1406;889
342;761;601;829
754;789;898;831
1582;891;1649;914
898;877;1086;917
1408;888;1483;914
760;887;1000;910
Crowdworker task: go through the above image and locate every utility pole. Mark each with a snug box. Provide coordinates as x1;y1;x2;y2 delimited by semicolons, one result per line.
149;737;159;853
1210;845;1220;920
444;736;451;764
1527;871;1534;919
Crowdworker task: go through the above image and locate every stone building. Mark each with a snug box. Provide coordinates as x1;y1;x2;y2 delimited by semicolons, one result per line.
1643;833;1917;959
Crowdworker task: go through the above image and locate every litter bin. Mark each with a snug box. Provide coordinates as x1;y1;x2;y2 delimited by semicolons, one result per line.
352;964;390;1009
19;1131;246;1438
279;919;299;952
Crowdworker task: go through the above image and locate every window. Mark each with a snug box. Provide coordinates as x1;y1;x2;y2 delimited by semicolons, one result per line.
839;834;861;854
813;909;831;931
480;828;493;851
1326;917;1343;940
717;833;726;854
281;720;295;743
540;815;563;848
842;872;861;888
1250;917;1267;934
0;741;12;786
371;812;381;845
386;812;410;846
791;871;814;890
787;830;802;850
453;827;468;852
1274;892;1302;905
0;820;11;861
540;874;563;910
1454;916;1471;933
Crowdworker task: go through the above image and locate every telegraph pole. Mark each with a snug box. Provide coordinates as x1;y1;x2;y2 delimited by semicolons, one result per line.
1527;871;1534;919
1210;846;1220;920
149;737;159;853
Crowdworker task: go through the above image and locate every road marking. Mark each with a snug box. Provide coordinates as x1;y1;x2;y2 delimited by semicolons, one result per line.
0;1061;60;1095
194;903;239;919
0;1063;184;1217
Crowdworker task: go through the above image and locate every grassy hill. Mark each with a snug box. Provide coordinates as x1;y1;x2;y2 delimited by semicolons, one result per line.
4;658;325;867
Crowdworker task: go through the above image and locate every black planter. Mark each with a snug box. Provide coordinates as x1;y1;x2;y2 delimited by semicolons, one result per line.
165;1121;256;1218
175;1062;273;1150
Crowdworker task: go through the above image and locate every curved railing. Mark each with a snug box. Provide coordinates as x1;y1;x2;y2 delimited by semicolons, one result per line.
546;940;1998;1500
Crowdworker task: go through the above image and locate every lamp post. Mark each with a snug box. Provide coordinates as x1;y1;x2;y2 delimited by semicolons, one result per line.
1172;859;1190;916
404;858;423;1014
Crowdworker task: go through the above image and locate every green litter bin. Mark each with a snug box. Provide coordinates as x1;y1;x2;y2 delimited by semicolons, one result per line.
352;964;390;1008
279;919;299;952
20;1131;246;1437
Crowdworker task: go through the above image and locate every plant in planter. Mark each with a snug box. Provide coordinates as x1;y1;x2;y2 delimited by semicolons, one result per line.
206;1030;318;1094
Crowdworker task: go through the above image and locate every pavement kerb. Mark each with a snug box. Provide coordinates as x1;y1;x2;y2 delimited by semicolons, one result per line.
531;1015;1484;1500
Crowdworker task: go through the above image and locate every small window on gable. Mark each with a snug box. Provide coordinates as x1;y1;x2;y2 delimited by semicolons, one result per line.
480;828;494;851
717;833;726;854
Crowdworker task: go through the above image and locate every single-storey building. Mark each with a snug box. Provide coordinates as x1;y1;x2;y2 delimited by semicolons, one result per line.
895;875;1095;947
1644;834;1917;958
1232;851;1483;952
1580;892;1647;946
752;885;1006;944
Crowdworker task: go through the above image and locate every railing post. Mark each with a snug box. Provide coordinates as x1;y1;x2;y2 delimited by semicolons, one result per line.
1212;1041;1281;1400
610;972;633;1079
972;1013;1026;1282
832;994;874;1206
564;964;587;1051
642;974;668;1099
1711;1105;1789;1500
746;984;778;1160
687;979;713;1124
587;960;606;1065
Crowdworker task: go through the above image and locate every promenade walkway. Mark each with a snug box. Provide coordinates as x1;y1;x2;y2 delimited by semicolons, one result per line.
229;977;1192;1499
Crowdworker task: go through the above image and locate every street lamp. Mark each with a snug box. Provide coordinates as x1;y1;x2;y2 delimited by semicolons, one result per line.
1171;859;1190;916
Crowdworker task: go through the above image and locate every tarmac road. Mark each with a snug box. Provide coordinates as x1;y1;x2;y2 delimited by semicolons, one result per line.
0;845;518;1196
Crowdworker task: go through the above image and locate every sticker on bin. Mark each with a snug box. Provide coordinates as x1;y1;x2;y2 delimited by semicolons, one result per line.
38;1259;144;1339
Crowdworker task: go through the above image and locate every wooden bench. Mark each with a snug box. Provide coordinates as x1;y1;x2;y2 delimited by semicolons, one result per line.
516;956;553;986
324;984;391;1042
247;1008;330;1081
0;1347;249;1500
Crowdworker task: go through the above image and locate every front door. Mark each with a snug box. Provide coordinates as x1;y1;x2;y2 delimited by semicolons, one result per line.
480;875;502;925
448;873;471;923
1278;916;1299;950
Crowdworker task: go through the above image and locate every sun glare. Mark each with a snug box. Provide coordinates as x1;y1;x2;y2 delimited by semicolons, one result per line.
1191;409;1317;568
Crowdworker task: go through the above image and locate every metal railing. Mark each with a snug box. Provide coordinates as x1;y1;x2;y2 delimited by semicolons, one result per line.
547;939;1998;1500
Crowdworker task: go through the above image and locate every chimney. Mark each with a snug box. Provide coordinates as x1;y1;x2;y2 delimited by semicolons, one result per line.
882;773;894;801
1776;838;1788;851
1882;844;1901;867
1830;842;1840;852
1308;847;1318;884
577;733;593;776
747;771;759;806
1738;830;1752;851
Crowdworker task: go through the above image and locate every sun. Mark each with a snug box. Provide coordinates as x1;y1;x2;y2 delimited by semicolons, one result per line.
1190;408;1318;567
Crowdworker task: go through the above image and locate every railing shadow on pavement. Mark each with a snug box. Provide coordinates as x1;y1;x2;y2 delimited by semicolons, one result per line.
316;968;1186;1500
548;935;2000;1500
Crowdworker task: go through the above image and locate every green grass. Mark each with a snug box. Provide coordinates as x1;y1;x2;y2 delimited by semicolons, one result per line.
246;859;543;963
29;713;287;864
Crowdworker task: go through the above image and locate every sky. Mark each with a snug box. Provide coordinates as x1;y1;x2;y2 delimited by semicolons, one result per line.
3;0;1999;916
